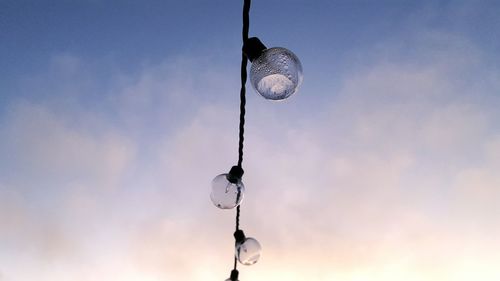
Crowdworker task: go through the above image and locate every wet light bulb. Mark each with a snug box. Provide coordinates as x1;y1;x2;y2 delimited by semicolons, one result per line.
244;37;303;101
236;237;262;265
210;167;245;209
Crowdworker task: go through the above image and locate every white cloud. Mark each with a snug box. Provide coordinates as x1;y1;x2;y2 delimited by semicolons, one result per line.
0;102;134;189
1;28;500;281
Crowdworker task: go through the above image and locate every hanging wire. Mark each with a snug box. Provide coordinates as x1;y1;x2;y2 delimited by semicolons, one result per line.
237;0;250;168
235;0;251;234
232;0;251;276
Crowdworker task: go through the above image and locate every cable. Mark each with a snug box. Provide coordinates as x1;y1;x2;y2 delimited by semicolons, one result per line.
232;0;251;277
237;0;250;168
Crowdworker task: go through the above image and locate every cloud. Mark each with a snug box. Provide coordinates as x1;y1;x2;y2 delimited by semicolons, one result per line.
218;31;500;280
1;28;500;281
0;101;134;189
124;31;499;280
0;100;136;280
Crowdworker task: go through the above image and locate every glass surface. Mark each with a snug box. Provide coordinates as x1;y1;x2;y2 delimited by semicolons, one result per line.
250;47;303;100
210;174;244;209
236;237;262;265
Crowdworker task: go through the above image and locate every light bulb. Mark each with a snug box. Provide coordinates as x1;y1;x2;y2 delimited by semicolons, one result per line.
210;167;245;209
244;37;303;101
236;237;262;265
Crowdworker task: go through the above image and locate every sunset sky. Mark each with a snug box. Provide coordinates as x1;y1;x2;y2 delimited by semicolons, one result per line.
1;1;500;281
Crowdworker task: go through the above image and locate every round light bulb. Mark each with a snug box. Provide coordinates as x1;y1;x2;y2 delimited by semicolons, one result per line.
244;37;303;101
236;237;262;265
250;47;303;100
210;173;244;209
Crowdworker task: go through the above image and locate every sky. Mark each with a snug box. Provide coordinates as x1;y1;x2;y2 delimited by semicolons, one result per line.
1;1;500;280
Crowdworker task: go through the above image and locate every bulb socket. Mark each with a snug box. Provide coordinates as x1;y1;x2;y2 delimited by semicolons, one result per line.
243;37;267;62
234;229;246;244
227;166;244;184
229;269;239;281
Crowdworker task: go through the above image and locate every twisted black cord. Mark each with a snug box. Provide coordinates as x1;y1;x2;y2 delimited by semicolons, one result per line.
237;0;250;168
232;0;251;275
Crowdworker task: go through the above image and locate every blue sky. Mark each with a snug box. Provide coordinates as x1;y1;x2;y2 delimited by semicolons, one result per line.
1;1;500;281
3;0;499;99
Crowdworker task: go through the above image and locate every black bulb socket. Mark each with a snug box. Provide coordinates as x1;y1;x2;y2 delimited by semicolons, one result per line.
227;166;244;184
229;269;239;281
243;37;267;62
234;229;246;244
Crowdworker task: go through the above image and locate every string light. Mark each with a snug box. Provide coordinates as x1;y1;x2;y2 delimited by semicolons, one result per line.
245;37;303;100
210;0;303;280
210;166;245;209
234;230;262;266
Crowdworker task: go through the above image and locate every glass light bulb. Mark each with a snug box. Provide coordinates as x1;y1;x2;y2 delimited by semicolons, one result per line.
236;237;262;265
210;174;244;209
250;47;303;100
